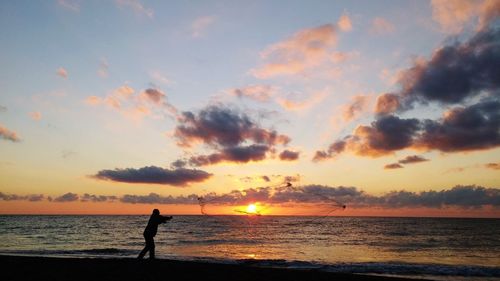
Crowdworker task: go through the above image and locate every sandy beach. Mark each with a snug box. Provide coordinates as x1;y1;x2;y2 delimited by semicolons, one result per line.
1;255;432;281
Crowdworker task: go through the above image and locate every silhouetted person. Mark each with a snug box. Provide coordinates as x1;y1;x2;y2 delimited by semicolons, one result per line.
137;209;172;259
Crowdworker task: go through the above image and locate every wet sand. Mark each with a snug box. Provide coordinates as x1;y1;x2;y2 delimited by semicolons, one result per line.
1;255;432;281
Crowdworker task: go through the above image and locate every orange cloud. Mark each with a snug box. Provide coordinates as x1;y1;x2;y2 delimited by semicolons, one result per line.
341;94;372;122
370;17;395;35
56;67;67;78
276;89;328;112
251;24;339;78
29;111;42;121
374;93;400;115
191;16;216;38
431;0;500;33
337;12;353;32
85;85;177;121
0;123;20;142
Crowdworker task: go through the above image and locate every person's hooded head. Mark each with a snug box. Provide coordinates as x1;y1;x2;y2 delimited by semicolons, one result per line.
152;209;160;216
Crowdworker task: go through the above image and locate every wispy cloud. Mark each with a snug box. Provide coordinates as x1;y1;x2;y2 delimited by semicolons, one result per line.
370;17;395;35
431;0;500;33
57;0;80;12
337;12;353;32
191;16;217;38
85;85;177;121
251;24;340;78
97;58;109;78
29;111;42;121
115;0;153;18
56;67;67;78
0;123;21;142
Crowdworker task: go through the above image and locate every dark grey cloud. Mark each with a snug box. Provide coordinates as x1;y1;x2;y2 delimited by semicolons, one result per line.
417;99;500;152
174;104;290;148
314;115;420;160
172;104;293;166
120;193;199;204
380;185;500;209
0;105;7;112
53;192;79;202
188;145;270;166
261;175;271;182
384;163;404;169
279;150;300;161
316;99;500;159
94;184;500;209
0;192;44;201
93;166;212;186
399;27;500;107
80;193;118;202
398;155;429;164
313;139;347;161
2;184;499;209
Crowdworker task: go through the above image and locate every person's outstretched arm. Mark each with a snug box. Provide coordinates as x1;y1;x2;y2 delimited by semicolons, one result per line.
161;216;173;223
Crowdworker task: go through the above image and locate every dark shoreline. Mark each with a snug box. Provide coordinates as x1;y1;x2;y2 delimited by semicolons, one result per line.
1;255;433;281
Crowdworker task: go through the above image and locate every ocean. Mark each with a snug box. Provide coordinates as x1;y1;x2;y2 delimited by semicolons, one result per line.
1;215;499;280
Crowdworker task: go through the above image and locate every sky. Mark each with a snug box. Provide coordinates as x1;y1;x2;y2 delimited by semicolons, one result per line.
0;0;499;216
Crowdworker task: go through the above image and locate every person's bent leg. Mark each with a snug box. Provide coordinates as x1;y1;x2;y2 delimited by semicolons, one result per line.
137;234;150;259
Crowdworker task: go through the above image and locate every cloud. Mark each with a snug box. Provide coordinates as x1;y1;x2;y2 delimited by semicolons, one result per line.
93;166;212;186
374;93;401;115
370;17;395;35
197;184;500;209
56;67;67;78
115;0;153;18
398;27;500;107
191;16;216;38
229;85;277;102
0;105;6;112
485;162;500;170
0;192;44;201
384;155;428;170
174;104;290;148
121;193;200;204
29;111;42;121
341;94;372;121
2;185;499;210
85;85;177;120
80;193;118;202
275;89;328;112
313;139;347;161
150;71;171;85
384;163;404;169
317;98;500;159
279;150;300;161
53;192;79;202
61;150;76;159
187;145;270;166
398;155;429;164
251;24;339;78
0;123;21;142
337;12;353;32
417;99;500;152
57;0;80;11
97;58;109;78
431;0;500;33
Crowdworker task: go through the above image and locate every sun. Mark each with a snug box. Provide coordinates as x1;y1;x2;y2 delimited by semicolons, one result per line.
246;203;257;214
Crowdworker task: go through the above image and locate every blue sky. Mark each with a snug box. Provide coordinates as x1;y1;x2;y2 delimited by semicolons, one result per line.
0;0;499;215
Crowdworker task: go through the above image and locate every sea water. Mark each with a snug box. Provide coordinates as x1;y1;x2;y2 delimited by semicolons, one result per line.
1;215;499;280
